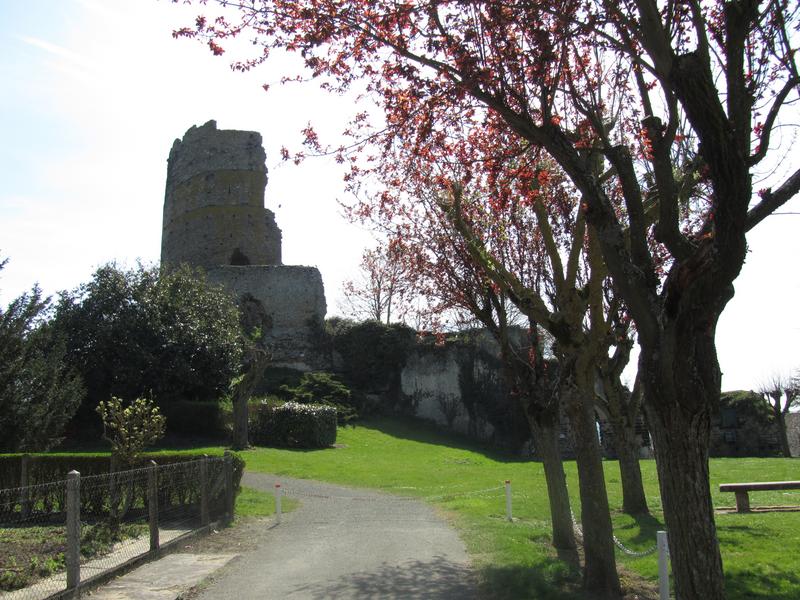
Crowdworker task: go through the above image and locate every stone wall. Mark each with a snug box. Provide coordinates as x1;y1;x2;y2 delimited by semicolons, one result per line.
161;120;282;268
160;120;327;370
207;265;327;370
708;391;782;457
787;412;800;458
400;347;475;433
398;331;530;452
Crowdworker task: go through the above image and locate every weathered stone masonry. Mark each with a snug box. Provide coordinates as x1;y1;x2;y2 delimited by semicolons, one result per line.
162;120;282;268
161;121;327;370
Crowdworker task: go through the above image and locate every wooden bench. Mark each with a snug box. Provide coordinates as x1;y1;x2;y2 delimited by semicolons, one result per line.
719;481;800;512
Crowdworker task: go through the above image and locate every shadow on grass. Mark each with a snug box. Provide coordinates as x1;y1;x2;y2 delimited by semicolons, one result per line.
717;523;774;550
726;566;800;600
359;416;534;463
613;512;665;546
479;556;582;600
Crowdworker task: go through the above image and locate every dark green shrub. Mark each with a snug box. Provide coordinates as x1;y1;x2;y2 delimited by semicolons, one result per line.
325;318;416;393
53;263;243;431
251;401;337;448
161;401;227;438
253;366;305;397
280;372;359;423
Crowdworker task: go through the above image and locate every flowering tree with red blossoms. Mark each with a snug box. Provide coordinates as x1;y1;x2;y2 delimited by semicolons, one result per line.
364;166;596;557
357;144;651;563
174;2;800;598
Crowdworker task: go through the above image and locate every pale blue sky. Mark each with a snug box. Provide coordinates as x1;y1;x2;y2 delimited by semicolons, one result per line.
0;0;373;313
0;0;797;392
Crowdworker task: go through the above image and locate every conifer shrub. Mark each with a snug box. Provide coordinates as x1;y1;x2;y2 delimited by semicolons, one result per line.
279;371;359;423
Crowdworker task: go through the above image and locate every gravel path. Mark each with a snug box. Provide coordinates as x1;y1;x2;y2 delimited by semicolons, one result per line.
191;471;479;599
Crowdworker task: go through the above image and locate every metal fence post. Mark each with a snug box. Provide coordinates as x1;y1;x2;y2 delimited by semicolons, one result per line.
657;530;670;600
66;470;81;592
223;451;234;526
148;460;159;552
505;480;513;522
20;454;31;519
275;483;282;523
200;455;210;526
109;455;119;527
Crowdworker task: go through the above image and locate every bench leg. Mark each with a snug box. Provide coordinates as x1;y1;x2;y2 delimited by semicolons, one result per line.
734;491;751;513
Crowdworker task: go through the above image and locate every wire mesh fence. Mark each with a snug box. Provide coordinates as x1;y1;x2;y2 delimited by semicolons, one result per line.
0;455;234;600
0;479;70;600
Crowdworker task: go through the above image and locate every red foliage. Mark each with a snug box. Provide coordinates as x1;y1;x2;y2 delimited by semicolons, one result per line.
171;4;800;595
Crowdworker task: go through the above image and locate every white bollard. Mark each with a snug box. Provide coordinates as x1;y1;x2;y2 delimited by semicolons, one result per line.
275;483;282;523
657;530;669;600
505;480;512;522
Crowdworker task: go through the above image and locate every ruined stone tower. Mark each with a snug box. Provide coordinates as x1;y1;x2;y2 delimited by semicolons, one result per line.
161;120;327;370
162;120;282;268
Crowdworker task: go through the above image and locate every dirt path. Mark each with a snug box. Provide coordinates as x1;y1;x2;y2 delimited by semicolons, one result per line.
188;471;479;599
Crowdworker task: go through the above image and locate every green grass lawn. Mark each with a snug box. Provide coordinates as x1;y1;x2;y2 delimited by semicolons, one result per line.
3;420;796;598
234;417;799;600
235;485;299;519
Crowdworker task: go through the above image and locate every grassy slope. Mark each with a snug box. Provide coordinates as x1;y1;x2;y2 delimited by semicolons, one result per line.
237;418;799;600
5;421;795;598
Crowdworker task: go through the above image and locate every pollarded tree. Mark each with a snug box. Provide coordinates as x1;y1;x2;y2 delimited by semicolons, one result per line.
757;372;799;457
175;3;800;598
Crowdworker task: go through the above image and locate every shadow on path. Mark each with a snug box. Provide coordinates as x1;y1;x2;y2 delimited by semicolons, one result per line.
290;556;477;599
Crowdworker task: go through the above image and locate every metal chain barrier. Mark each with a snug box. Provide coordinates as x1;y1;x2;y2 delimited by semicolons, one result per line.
277;484;504;503
424;485;505;502
570;508;658;557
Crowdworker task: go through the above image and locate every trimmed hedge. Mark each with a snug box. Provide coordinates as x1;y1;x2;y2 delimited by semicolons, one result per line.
0;452;245;518
251;402;337;448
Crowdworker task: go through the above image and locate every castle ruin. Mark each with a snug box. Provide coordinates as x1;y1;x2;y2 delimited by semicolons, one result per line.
161;120;327;370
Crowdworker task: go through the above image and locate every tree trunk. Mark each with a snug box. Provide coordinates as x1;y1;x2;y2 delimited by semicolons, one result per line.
600;374;649;516
232;348;269;451
641;339;726;600
775;411;792;458
530;417;577;552
232;393;249;451
611;419;649;515
562;364;621;598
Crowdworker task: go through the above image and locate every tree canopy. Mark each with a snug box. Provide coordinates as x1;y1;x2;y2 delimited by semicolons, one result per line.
0;259;84;451
54;263;243;422
174;2;800;598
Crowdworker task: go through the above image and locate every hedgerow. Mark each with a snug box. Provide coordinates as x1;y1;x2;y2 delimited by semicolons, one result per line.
250;401;336;448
